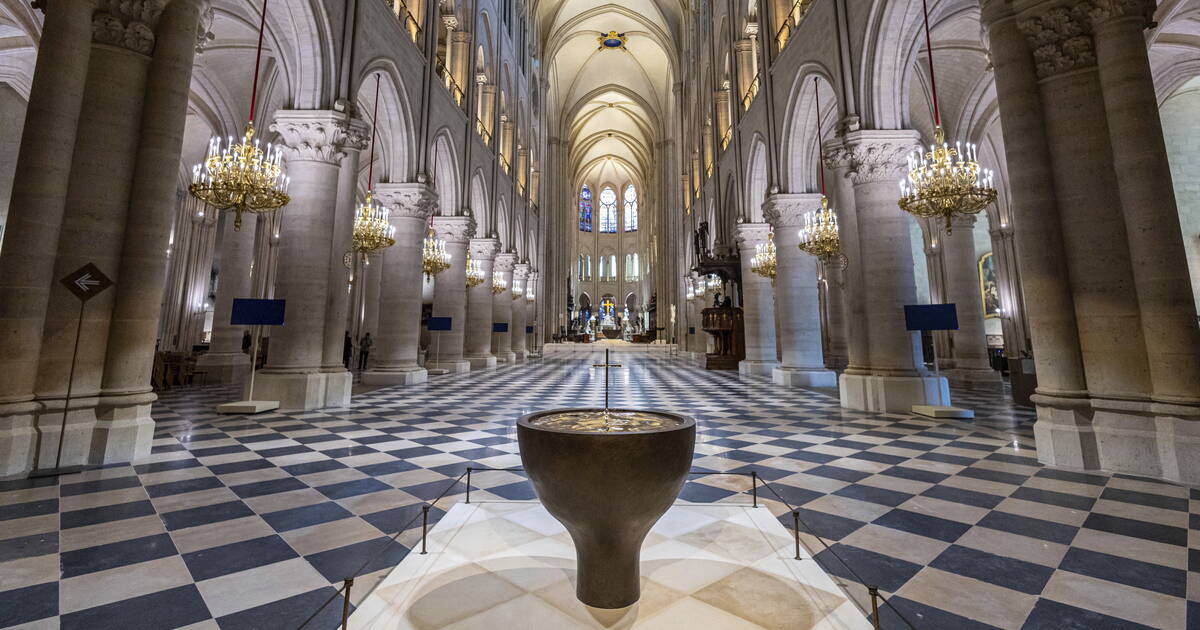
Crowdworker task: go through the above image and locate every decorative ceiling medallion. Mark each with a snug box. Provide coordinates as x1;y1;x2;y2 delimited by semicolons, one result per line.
597;31;627;50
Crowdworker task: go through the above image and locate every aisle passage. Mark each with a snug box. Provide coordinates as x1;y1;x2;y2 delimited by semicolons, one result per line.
0;352;1192;629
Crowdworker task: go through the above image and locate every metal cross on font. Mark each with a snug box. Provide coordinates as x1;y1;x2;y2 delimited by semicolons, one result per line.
592;348;623;411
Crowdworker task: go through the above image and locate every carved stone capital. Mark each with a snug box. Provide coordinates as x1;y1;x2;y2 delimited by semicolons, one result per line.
432;215;476;243
374;182;438;221
1083;0;1153;26
763;193;823;229
344;117;372;153
270;110;357;165
837;130;920;185
734;222;772;250
947;213;979;231
494;252;517;272
513;263;531;281
469;238;501;260
1018;6;1096;78
93;0;167;55
195;2;215;53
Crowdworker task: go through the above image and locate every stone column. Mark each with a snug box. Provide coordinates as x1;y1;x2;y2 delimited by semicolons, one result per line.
464;238;499;367
835;131;949;411
511;263;529;360
824;141;871;376
195;219;256;383
32;3;157;470
1089;2;1200;405
735;38;755;101
362;183;437;385
479;84;497;138
319;120;368;404
500;119;515;169
982;0;1091;467
821;259;850;370
362;253;383;336
734;222;779;376
0;2;97;471
252;110;354;409
450;31;471;93
95;0;207;466
427;214;474;372
714;89;731;143
763;194;837;387
941;215;1000;383
492;252;516;362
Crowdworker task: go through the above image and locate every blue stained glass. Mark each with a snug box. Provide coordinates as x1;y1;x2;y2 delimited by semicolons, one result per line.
579;185;592;232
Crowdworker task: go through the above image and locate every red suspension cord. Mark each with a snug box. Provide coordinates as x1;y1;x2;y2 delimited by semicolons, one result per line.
921;0;941;127
248;0;269;124
368;74;381;192
814;77;826;196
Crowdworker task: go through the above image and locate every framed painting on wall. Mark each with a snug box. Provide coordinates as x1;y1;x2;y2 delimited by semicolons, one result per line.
979;252;1001;319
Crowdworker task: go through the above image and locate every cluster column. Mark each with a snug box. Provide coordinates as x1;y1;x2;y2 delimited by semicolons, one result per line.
834;131;949;411
464;238;500;367
427;215;475;373
510;263;529;361
492;252;516;362
363;183;438;385
763;194;836;388
733;223;778;376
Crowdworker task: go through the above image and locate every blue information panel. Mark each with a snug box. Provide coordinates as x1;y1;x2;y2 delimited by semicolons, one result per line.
230;299;286;326
525;326;534;334
688;327;696;335
904;304;959;331
492;322;509;333
427;317;452;331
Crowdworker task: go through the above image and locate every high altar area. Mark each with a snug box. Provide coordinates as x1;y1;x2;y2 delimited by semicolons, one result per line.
0;0;1198;628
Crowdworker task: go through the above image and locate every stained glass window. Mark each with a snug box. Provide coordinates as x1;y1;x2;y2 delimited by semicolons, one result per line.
579;185;592;232
624;185;638;231
599;187;618;233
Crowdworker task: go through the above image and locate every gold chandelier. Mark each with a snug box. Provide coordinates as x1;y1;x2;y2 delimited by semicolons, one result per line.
797;77;844;265
511;276;524;301
351;75;395;257
798;196;841;259
188;0;289;231
750;232;777;280
898;0;996;233
352;191;395;254
422;227;451;279
525;283;536;303
465;253;485;288
491;271;507;295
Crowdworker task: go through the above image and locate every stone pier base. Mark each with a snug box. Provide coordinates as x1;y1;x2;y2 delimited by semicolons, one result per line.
251;370;352;411
194;352;251;385
839;373;950;413
466;355;497;369
361;367;428;386
773;366;838;388
426;360;471;374
738;360;778;377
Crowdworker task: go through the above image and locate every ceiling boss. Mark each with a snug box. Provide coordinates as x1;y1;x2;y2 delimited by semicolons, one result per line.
597;31;628;50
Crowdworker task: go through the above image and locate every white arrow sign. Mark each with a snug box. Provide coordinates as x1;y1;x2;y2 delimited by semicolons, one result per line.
74;274;100;292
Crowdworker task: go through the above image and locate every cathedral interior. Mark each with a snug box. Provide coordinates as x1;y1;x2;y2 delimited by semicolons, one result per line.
0;0;1199;628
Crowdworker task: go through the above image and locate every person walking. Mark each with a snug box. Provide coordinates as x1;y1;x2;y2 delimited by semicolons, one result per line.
358;332;373;371
343;331;353;368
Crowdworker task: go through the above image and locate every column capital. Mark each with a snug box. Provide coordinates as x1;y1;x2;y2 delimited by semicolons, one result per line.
513;263;530;280
93;0;167;55
763;193;823;229
947;213;979;231
469;238;501;260
829;130;920;185
1017;4;1097;78
344;116;372;153
1081;0;1154;26
450;30;471;44
734;222;772;249
432;215;476;243
270;110;359;165
494;252;517;271
374;182;438;220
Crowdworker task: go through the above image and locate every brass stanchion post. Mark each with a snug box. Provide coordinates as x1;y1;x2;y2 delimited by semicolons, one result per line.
341;578;354;629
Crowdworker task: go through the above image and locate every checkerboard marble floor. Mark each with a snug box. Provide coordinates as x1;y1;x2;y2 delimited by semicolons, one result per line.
0;351;1195;629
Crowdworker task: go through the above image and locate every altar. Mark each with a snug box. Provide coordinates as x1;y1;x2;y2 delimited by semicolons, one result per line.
348;501;872;629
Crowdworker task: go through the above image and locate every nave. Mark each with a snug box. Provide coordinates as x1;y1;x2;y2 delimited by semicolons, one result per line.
0;352;1191;629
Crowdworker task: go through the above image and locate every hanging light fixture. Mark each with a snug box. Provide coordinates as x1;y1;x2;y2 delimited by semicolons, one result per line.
511;275;524;301
188;0;290;230
525;282;536;303
465;253;485;288
750;232;777;280
797;78;845;266
898;0;996;233
351;74;395;258
491;270;507;295
421;222;451;280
